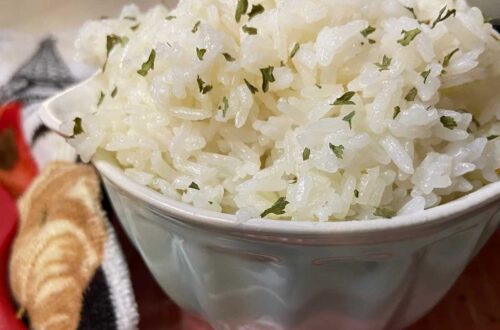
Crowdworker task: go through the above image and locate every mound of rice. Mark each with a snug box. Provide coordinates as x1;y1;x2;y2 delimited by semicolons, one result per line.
68;0;500;221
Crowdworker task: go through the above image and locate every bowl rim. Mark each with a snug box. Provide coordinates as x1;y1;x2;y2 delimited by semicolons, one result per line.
94;155;500;238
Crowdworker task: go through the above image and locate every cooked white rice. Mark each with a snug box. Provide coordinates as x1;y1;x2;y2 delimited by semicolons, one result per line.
68;0;500;221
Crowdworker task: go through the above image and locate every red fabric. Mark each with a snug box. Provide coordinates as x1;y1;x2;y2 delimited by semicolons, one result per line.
0;186;25;330
0;103;38;198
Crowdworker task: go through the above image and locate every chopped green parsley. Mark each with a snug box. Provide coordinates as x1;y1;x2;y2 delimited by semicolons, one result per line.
421;69;431;83
260;197;289;217
235;0;249;23
72;117;83;136
431;6;456;29
222;52;236;62
242;25;257;35
303;147;311;161
361;26;376;38
333;91;356;106
405;87;418;101
248;4;264;20
192;20;201;33
221;96;229;117
343;111;355;129
398;28;421;46
137;49;156;76
196;47;207;60
393;106;401;119
244;78;258;94
260;66;275;92
329;143;344;159
443;48;459;68
97;91;105;107
290;43;300;58
440;116;457;130
196;75;213;94
375;55;392;71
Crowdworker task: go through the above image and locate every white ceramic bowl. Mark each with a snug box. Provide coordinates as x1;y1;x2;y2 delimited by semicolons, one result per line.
41;79;500;330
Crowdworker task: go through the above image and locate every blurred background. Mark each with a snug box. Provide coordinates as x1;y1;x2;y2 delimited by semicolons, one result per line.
1;0;499;34
0;0;171;34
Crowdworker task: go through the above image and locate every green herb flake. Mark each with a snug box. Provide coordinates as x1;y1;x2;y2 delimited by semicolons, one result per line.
405;87;418;102
260;197;289;218
248;4;264;20
329;143;345;159
333;91;356;106
221;96;229;117
189;182;200;190
431;6;456;29
443;48;459;68
361;26;376;38
124;16;136;21
97;91;105;107
72;117;84;136
405;7;417;19
393;106;401;119
374;207;396;218
222;52;236;62
165;15;176;21
440;116;457;130
302;147;311;161
260;66;275;92
197;76;204;92
196;75;213;94
196;47;207;60
244;78;258;94
242;25;257;35
487;135;499;141
235;0;249;23
343;111;355;129
315;83;322;89
208;201;213;205
137;49;156;76
421;69;431;83
354;189;360;198
290;43;300;58
130;23;140;31
375;55;392;71
397;28;421;46
368;39;376;44
192;20;201;33
103;34;128;71
202;85;213;94
106;35;128;56
111;86;118;98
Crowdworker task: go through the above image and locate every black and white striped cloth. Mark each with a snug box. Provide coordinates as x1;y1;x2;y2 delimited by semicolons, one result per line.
0;37;139;330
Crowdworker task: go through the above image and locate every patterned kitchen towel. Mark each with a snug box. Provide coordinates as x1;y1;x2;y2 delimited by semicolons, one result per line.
0;37;138;330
